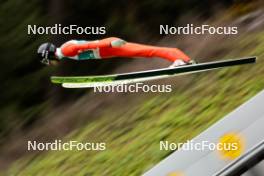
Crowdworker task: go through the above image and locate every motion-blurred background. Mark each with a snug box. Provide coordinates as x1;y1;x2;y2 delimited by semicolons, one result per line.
0;0;264;175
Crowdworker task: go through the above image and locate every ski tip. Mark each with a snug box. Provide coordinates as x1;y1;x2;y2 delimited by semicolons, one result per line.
62;83;93;89
231;56;257;63
221;56;257;64
254;56;258;62
247;56;257;62
50;76;63;84
62;83;75;88
248;56;257;64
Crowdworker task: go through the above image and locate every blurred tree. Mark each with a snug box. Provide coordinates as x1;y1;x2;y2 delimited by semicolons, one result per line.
0;0;51;139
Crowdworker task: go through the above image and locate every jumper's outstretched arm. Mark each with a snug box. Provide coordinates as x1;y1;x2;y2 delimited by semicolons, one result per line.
77;40;111;50
61;37;124;57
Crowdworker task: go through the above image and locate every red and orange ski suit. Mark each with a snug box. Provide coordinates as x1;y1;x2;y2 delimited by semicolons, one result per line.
57;37;190;62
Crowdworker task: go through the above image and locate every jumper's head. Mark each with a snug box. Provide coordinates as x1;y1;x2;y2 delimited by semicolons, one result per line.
37;43;57;65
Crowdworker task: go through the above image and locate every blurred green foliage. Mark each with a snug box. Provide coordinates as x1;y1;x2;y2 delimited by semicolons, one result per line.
0;0;52;139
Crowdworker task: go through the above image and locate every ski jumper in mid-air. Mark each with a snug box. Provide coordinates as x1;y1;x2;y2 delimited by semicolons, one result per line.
37;37;195;67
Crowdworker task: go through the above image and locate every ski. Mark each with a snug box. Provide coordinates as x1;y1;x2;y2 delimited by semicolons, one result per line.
62;75;169;88
51;57;256;88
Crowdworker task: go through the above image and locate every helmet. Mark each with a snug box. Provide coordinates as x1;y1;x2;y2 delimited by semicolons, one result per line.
37;43;56;65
